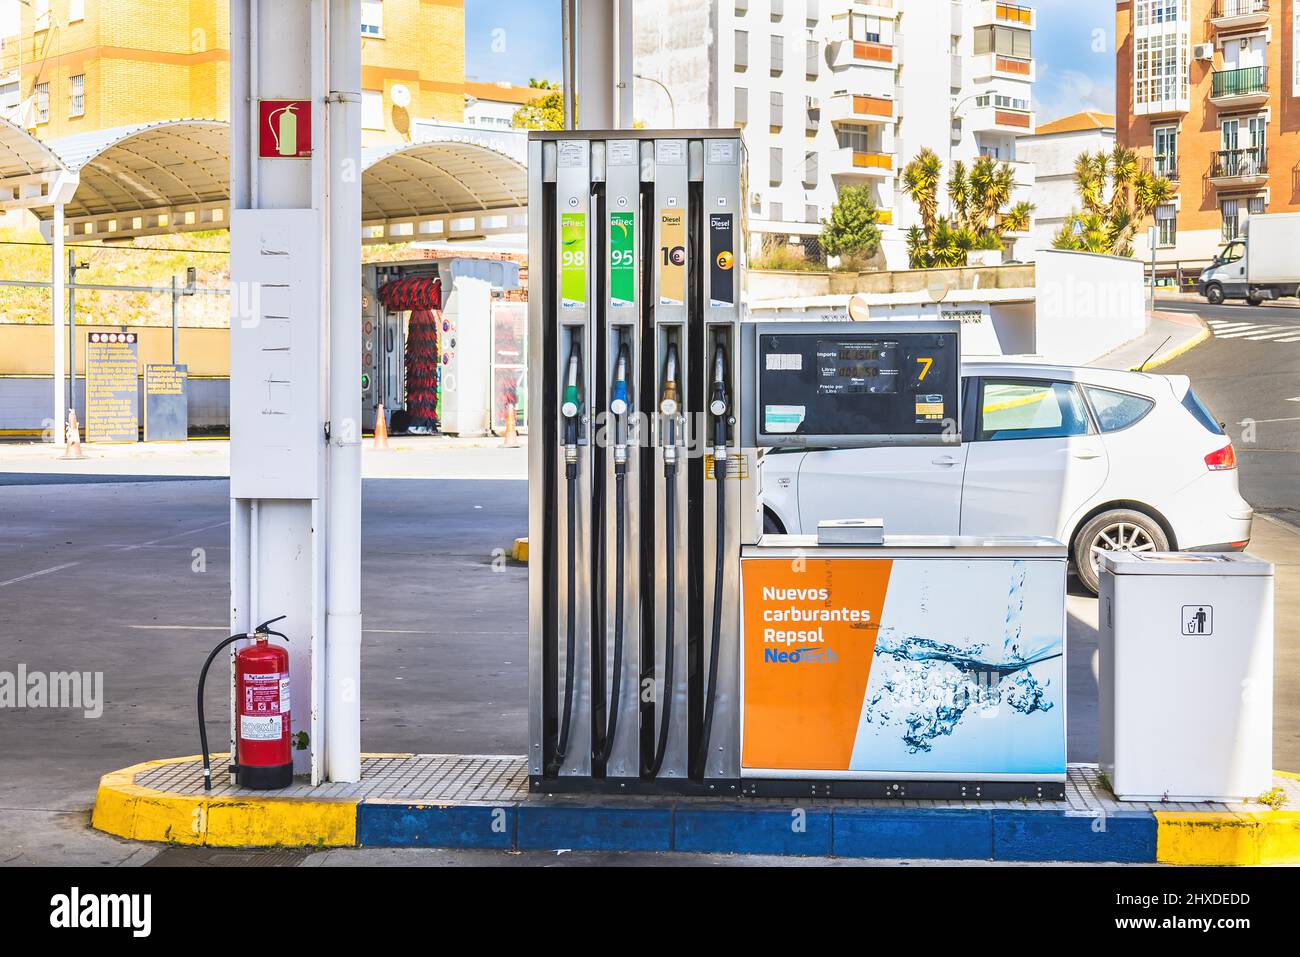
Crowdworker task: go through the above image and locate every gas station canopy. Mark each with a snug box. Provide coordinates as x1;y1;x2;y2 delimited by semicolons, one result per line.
0;117;527;245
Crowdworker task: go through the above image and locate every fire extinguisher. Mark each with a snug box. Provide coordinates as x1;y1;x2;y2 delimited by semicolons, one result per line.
197;615;293;791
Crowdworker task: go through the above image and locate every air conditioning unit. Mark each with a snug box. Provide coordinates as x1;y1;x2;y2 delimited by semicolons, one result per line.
1193;43;1215;62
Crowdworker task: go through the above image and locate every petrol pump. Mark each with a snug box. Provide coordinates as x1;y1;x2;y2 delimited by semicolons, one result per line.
528;130;1068;799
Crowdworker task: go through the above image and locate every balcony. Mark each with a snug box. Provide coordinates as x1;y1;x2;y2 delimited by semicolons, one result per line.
1153;154;1179;182
1211;0;1270;30
1209;147;1269;186
825;92;894;126
972;52;1036;83
977;1;1036;30
965;104;1035;135
828;147;894;179
1210;66;1269;107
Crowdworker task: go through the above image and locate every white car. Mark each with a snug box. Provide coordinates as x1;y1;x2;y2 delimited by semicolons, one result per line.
761;361;1253;593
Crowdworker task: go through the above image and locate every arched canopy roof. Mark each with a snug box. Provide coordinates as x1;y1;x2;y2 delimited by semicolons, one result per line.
3;119;528;245
360;134;527;245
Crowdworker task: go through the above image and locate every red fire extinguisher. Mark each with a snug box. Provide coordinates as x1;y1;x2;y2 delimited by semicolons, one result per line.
198;616;293;791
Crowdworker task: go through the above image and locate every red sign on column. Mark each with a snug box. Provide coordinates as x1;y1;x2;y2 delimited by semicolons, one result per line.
258;100;312;159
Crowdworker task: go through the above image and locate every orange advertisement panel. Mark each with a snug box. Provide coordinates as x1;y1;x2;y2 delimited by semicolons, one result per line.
741;558;893;771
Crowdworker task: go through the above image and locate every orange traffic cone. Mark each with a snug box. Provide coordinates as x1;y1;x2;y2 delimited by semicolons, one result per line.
503;398;519;448
373;404;390;450
60;410;84;460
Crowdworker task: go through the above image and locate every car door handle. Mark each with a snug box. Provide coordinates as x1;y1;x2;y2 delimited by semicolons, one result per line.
931;455;960;467
1072;450;1101;460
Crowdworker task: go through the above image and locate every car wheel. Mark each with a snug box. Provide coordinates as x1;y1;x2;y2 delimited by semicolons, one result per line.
1073;509;1169;594
763;510;784;535
1247;293;1264;306
1205;284;1224;305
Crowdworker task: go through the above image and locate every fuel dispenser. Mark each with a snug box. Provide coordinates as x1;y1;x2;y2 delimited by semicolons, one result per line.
528;130;1067;799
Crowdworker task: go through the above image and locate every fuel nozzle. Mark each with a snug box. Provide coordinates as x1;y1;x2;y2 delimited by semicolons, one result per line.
562;343;581;477
611;343;630;472
710;343;729;478
659;342;680;475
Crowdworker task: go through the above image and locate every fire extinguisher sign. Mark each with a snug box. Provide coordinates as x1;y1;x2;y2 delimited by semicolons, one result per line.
258;99;312;159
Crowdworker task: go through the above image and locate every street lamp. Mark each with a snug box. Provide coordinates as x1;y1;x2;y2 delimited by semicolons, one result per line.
633;73;676;127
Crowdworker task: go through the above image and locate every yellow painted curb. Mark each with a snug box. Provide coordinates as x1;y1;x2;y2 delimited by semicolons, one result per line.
1156;810;1300;865
92;755;357;848
1133;325;1211;371
512;537;528;563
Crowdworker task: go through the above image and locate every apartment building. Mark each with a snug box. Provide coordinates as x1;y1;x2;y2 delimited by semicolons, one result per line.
634;0;1039;267
1019;111;1117;255
0;0;466;148
1117;0;1300;266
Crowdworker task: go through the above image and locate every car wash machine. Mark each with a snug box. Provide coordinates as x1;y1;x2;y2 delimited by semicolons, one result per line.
527;130;1069;799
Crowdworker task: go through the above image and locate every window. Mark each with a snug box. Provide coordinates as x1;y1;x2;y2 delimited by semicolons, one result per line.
35;82;48;124
770;0;783;21
1220;198;1240;240
1219;239;1245;263
770;34;784;74
803;151;817;188
849;12;883;43
977;380;1090;441
769;147;783;186
734;86;748;125
770;201;784;221
1153;125;1178;178
769;90;783;128
1135;0;1188;27
1134;32;1188;108
361;89;384;130
1155;203;1176;247
69;0;85;21
68;74;84;118
735;30;749;70
973;25;1032;58
806;38;819;78
1085;388;1155;433
836;126;870;153
974;92;1030;111
362;0;383;37
805;203;819;224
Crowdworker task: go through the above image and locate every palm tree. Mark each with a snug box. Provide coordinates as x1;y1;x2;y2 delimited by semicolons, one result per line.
903;149;1033;267
902;148;943;237
1056;146;1174;257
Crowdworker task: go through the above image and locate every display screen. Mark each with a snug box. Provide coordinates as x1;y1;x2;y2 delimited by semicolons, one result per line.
816;340;899;395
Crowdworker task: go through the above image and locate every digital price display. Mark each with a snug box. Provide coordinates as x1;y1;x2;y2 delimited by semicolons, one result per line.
750;321;961;448
817;340;900;395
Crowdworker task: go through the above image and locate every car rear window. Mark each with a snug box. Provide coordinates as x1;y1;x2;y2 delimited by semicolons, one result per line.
1181;388;1225;435
1084;387;1155;433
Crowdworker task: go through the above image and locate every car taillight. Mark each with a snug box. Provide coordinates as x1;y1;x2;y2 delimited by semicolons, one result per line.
1204;443;1237;471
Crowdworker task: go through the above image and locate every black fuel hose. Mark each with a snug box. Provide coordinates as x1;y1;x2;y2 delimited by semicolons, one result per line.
649;470;676;777
555;462;578;762
197;615;287;791
594;468;626;768
697;455;726;773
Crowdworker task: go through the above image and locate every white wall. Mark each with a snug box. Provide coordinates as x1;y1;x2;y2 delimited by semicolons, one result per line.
1034;249;1145;366
1018;126;1115;259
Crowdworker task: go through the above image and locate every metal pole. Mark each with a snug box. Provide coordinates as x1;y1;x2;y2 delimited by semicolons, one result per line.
67;250;76;418
171;275;179;365
562;0;576;129
324;0;364;784
51;203;66;445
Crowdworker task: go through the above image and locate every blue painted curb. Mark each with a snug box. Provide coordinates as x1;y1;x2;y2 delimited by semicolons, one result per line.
354;799;1162;862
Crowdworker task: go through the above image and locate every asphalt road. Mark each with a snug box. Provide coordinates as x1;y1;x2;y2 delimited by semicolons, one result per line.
1156;298;1300;528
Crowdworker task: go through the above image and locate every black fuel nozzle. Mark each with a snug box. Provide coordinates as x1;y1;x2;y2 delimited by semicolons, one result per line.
561;343;581;478
659;342;680;478
710;343;729;478
611;343;630;474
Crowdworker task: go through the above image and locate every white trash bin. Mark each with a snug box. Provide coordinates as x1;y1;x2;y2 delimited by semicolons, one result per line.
1098;552;1273;803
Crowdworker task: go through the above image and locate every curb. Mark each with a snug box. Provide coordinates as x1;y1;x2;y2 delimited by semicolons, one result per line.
1134;313;1211;371
91;757;1300;863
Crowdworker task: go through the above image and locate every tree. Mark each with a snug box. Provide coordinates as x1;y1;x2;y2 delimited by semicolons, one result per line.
1052;146;1174;257
511;90;564;130
900;148;1033;268
819;185;883;268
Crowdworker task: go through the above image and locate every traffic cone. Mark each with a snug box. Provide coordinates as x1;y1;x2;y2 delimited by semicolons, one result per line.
503;397;519;449
60;410;84;460
373;404;390;450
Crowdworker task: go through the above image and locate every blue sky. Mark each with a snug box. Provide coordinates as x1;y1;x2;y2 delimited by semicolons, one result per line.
464;0;1115;122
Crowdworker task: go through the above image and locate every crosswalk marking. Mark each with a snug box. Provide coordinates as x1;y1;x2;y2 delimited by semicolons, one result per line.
1206;319;1300;342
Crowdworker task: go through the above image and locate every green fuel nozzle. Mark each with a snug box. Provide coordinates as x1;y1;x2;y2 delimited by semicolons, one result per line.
562;343;581;476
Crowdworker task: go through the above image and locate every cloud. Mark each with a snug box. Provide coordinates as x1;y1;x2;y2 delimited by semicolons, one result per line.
1036;66;1116;123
